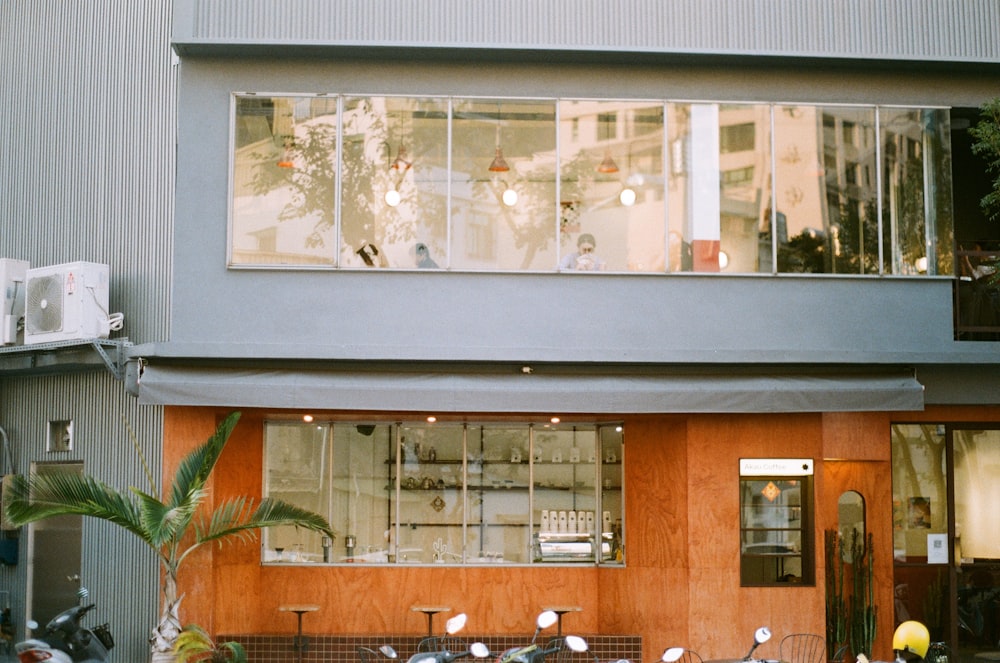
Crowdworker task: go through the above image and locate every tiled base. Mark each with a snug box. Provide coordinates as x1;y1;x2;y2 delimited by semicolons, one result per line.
219;633;642;663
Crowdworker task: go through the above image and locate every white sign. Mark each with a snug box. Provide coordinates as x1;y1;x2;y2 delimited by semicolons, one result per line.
927;533;949;564
740;458;814;476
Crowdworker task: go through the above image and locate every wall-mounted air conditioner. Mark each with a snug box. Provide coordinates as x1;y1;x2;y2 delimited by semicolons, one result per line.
24;262;111;345
1;259;29;345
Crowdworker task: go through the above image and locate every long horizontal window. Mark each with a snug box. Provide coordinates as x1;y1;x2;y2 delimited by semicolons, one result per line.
231;95;953;277
263;420;624;566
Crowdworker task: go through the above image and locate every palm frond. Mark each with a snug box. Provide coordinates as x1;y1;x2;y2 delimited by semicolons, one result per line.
132;486;204;547
4;472;148;541
167;412;241;510
196;496;335;545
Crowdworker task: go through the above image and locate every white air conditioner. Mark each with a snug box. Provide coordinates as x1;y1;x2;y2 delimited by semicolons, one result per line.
24;262;111;345
0;258;29;345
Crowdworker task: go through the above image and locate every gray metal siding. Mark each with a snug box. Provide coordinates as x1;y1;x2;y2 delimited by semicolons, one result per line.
1;1;174;660
0;373;162;663
173;0;1000;64
0;0;175;346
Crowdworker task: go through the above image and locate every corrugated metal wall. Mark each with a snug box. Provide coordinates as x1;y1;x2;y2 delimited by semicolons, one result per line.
174;0;1000;63
0;0;174;660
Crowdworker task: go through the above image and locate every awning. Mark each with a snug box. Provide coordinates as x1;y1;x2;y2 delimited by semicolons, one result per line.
135;365;924;413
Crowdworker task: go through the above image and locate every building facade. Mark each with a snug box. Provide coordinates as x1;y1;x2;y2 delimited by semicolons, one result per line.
3;1;1000;662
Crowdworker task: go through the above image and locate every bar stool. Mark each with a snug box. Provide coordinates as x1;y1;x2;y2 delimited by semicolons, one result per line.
411;605;451;637
541;605;582;636
280;604;320;663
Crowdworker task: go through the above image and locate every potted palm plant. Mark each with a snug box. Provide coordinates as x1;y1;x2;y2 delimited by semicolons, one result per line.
174;624;247;663
3;411;335;663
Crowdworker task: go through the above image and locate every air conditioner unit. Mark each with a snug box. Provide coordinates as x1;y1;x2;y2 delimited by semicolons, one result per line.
24;262;111;345
0;258;29;345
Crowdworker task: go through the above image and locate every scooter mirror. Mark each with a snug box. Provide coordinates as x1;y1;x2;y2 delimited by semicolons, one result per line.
380;646;398;659
536;611;558;631
663;648;686;663
565;636;589;653
446;613;468;635
754;627;772;645
26;620;38;630
470;642;490;658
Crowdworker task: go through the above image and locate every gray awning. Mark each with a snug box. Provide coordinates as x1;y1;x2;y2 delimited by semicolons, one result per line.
135;365;924;413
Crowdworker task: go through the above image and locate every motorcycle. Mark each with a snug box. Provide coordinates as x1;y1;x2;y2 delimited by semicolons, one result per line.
15;588;114;663
495;610;589;663
408;613;490;663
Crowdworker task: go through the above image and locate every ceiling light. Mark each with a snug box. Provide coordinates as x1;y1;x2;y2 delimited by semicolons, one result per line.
502;186;518;207
384;188;401;207
390;144;412;171
488;102;510;173
489;147;510;173
597;152;619;174
619;187;636;206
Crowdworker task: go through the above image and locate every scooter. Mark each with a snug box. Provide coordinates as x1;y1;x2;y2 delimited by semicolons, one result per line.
661;626;771;663
495;610;589;663
408;613;490;663
14;588;114;663
741;627;772;662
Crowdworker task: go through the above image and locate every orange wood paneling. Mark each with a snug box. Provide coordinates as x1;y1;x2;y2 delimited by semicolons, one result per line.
162;405;1000;661
823;412;891;461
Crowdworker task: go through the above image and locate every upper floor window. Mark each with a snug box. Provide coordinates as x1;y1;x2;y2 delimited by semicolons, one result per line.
231;95;953;277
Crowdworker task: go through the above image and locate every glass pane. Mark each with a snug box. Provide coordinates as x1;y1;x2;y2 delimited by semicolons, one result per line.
880;108;955;276
340;96;449;269
394;424;465;563
533;425;598;562
466;425;530;563
451;98;557;270
263;422;333;561
330;423;393;562
232;95;339;266
954;429;1000;560
772;105;878;274
954;428;1000;652
890;424;948;561
668;103;772;273
599;424;624;563
740;478;806;584
559;101;665;272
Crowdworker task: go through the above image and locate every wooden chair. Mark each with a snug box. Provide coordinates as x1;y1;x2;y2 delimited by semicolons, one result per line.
780;634;826;663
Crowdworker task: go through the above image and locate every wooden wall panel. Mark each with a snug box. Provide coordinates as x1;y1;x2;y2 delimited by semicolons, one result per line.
165;406;984;660
823;412;891;461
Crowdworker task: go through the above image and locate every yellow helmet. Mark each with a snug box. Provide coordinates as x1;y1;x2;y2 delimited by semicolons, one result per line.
893;621;930;659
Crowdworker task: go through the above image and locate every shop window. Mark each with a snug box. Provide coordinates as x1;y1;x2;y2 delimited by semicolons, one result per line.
262;420;624;566
739;458;815;586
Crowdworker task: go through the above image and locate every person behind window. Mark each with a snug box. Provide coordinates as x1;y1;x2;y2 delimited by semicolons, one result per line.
413;242;439;269
560;233;606;271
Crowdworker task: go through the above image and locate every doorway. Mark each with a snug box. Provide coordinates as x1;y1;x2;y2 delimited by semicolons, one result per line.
26;461;83;631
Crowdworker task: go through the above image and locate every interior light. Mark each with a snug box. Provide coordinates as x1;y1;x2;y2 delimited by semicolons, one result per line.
502;187;518;207
718;250;730;270
550;417;560;424
619;187;636;207
302;414;314;423
426;416;437;423
384;188;401;207
915;256;928;273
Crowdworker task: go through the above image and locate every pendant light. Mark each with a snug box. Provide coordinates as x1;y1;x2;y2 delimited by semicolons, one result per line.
488;102;510;173
596;111;619;174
